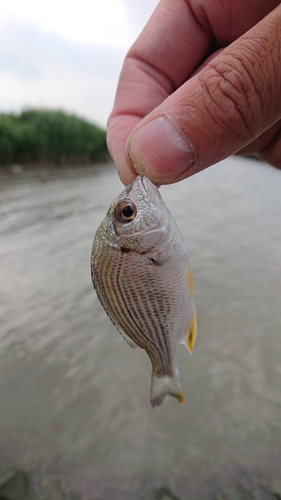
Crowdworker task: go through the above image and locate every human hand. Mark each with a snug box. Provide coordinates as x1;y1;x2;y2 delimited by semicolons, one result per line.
107;0;281;186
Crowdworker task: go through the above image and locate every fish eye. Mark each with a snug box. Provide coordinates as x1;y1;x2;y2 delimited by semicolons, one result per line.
115;200;137;223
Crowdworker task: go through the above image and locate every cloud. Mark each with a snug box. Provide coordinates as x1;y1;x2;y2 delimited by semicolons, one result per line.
0;0;159;45
123;0;158;35
0;0;160;127
0;16;127;126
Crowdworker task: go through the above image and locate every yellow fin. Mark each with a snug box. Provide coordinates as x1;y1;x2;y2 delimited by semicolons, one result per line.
182;315;197;353
187;263;194;296
188;316;197;352
176;392;184;404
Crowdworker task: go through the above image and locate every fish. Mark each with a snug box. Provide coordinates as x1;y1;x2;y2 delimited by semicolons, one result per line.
91;176;196;407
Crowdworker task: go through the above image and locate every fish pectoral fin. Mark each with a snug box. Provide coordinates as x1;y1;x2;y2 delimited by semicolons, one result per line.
149;256;169;267
116;326;140;349
149;248;170;267
181;315;197;354
150;370;184;408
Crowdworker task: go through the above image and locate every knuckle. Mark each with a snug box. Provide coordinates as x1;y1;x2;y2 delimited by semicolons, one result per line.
198;51;262;139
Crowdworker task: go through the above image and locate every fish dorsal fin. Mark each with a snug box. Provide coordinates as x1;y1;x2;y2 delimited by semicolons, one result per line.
187;262;194;296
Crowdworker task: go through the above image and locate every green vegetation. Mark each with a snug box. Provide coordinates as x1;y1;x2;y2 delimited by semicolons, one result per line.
0;109;108;166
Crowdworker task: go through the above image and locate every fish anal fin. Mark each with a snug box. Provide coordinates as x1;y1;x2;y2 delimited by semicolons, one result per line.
115;325;140;349
150;370;184;408
182;315;197;354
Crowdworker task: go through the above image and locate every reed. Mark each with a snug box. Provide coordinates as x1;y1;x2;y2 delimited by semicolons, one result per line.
0;109;108;166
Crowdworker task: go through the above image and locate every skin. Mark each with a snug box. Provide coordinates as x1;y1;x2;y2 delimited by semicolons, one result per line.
107;0;281;186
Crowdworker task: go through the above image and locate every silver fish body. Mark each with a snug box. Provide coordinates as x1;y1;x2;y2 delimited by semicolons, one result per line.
91;176;196;407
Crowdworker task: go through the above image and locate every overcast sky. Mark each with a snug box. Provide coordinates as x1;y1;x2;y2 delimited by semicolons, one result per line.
0;0;159;127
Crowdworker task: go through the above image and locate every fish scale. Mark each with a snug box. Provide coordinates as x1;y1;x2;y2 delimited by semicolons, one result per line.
91;176;196;407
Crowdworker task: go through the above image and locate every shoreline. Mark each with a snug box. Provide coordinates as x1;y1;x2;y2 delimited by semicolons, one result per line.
0;160;114;186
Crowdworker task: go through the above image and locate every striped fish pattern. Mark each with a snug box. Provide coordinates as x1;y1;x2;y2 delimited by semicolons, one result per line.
91;176;196;407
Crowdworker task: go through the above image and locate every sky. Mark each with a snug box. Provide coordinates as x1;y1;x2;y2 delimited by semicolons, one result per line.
0;0;159;128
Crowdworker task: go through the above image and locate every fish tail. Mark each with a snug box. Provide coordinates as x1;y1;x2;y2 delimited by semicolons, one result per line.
150;369;184;408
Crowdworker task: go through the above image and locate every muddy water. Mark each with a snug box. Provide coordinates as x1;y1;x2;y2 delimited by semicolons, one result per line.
0;158;281;499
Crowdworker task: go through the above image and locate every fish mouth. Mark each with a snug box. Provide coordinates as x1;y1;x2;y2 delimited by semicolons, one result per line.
136;176;161;203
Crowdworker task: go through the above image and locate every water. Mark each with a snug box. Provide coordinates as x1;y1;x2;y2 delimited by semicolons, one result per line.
0;158;281;499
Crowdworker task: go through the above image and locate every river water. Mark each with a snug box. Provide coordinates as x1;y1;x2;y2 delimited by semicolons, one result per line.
0;157;281;499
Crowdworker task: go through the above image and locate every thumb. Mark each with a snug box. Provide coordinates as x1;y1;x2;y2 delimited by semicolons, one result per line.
126;6;281;184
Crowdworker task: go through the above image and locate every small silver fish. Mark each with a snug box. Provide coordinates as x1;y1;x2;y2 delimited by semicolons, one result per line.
91;176;196;407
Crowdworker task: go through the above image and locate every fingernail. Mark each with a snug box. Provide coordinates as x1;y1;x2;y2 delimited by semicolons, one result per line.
127;116;195;183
